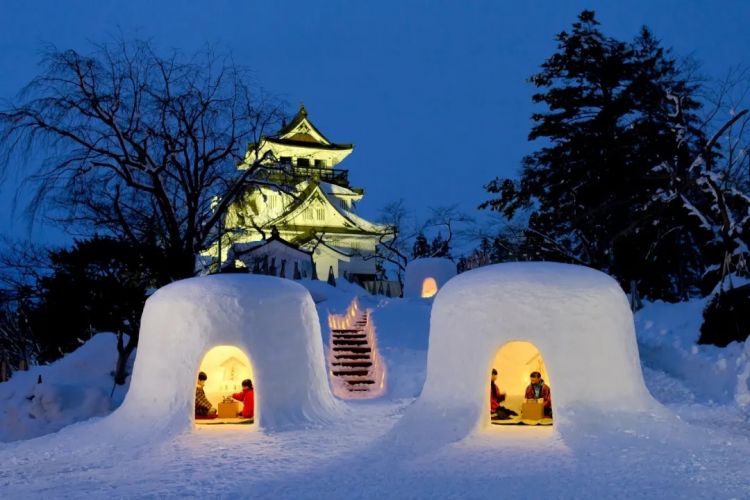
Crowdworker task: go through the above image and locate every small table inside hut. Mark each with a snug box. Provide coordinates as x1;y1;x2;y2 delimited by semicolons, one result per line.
217;400;239;418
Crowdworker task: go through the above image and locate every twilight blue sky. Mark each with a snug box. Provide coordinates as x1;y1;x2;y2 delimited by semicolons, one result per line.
1;0;749;246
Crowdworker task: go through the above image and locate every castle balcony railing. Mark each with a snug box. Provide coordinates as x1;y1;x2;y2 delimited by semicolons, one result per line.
259;165;351;188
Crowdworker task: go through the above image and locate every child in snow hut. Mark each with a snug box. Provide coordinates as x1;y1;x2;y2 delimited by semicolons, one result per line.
490;368;518;420
524;371;552;418
195;371;217;417
232;378;255;419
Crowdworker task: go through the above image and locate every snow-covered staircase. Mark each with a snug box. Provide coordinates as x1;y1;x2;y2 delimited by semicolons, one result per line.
327;298;385;399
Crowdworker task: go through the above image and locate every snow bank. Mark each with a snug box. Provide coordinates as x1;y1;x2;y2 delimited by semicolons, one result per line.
369;298;431;399
738;341;750;410
403;258;456;298
635;298;747;405
0;333;128;442
110;274;339;434
398;262;659;442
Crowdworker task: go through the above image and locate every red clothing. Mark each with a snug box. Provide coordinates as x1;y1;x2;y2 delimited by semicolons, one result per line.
524;383;552;408
232;388;254;418
490;381;506;413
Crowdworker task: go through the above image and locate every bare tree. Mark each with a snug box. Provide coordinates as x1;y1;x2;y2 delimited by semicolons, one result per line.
373;200;414;288
0;40;284;280
421;205;474;258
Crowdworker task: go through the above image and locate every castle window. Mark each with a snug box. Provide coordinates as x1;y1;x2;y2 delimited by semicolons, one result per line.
297;158;310;167
267;196;276;208
316;208;325;220
304;208;313;220
315;159;326;167
280;156;292;165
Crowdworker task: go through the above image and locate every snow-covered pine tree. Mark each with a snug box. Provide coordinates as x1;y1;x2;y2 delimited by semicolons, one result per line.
482;10;706;300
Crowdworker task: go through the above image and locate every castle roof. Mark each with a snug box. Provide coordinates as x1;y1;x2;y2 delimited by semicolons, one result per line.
269;104;353;151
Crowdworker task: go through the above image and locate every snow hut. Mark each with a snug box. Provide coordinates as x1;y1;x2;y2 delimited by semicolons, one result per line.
114;274;338;432
402;262;657;440
403;258;457;298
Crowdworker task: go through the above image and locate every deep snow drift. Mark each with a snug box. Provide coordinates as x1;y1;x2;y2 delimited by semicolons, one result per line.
0;333;130;443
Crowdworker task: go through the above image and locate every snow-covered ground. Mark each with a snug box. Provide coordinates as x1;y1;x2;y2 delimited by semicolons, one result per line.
1;277;749;499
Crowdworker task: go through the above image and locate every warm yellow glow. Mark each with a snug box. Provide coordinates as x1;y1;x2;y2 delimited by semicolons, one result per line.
491;341;549;405
421;277;438;298
197;345;254;405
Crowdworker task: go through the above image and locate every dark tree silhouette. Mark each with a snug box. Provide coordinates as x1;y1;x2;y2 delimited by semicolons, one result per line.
0;40;284;280
482;11;707;300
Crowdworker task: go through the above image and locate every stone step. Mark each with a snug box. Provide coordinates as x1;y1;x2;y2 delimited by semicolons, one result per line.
331;329;363;334
333;354;371;360
332;361;372;368
333;347;371;354
332;339;368;346
332;333;367;339
332;369;370;377
344;379;376;386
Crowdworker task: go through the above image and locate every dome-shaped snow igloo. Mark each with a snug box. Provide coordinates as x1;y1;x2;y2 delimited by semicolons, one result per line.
113;274;338;433
399;262;658;441
403;258;457;298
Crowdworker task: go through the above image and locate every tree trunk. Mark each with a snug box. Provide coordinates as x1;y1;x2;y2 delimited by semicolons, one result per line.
114;332;138;385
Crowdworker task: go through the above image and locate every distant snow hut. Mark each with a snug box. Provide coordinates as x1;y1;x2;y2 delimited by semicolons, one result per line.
403;258;457;298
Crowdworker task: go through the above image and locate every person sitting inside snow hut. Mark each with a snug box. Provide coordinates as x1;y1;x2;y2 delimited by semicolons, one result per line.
524;371;552;418
232;378;255;419
195;371;217;418
490;368;518;420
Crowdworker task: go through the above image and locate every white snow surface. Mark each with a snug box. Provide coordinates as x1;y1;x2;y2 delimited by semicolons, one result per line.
111;274;339;435
402;257;457;298
1;267;750;498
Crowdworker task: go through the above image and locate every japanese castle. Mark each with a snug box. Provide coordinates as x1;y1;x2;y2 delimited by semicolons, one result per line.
217;104;391;282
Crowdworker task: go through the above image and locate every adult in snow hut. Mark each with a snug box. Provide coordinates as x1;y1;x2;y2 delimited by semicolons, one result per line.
232;378;255;419
524;371;552;418
195;371;217;417
490;368;517;420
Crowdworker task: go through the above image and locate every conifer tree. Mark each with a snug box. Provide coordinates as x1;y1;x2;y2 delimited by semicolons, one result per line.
482;10;706;300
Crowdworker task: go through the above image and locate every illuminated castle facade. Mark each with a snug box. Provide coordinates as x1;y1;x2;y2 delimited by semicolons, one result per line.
219;105;391;281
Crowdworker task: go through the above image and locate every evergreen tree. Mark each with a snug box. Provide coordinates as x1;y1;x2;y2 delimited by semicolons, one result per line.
28;236;168;383
412;232;431;259
482;11;706;300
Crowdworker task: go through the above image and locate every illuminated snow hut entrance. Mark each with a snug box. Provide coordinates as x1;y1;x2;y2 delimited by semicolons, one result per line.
490;341;553;426
421;277;438;298
327;297;386;399
194;345;255;426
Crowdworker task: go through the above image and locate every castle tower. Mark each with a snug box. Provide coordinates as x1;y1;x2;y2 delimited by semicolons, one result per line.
222;104;391;282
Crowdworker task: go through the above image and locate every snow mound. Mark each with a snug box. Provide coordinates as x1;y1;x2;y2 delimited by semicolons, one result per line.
0;333;127;443
398;262;659;442
635;298;747;405
110;274;339;434
403;258;456;298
